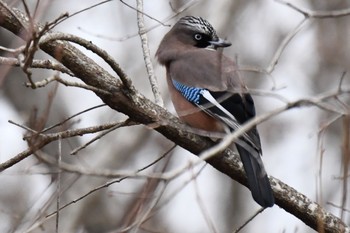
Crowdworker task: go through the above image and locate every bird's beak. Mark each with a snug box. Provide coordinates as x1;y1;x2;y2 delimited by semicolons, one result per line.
209;38;232;48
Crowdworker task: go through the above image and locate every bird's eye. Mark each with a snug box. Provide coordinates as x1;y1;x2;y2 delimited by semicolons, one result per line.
194;33;202;41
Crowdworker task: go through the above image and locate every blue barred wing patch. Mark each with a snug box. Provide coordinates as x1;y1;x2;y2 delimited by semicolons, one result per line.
172;79;204;104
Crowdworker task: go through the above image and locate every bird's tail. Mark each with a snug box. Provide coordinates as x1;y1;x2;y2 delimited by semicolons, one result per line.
235;144;275;208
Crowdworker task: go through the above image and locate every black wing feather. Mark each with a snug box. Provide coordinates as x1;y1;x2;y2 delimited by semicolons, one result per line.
198;91;262;152
198;90;274;207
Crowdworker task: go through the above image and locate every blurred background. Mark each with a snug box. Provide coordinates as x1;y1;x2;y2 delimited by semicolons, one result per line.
0;0;349;232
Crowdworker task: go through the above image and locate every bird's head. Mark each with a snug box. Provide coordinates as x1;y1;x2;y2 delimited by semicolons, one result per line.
175;16;232;49
156;16;231;65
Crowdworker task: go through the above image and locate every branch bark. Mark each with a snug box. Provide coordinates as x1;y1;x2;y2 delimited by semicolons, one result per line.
0;2;349;232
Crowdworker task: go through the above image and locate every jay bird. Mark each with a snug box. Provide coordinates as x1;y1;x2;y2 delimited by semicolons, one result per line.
156;16;274;208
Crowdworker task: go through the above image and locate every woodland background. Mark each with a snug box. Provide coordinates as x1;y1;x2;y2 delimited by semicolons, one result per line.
0;0;349;232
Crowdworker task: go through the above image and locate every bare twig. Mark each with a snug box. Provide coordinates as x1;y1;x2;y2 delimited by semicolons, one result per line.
125;153;172;232
341;115;350;219
22;72;113;101
8;120;38;134
337;71;347;92
316;117;332;206
39;32;133;90
116;162;207;232
237;16;309;87
0;45;25;53
55;135;62;233
327;202;350;213
120;0;169;27
19;0;56;89
48;0;111;29
23;144;176;233
233;208;265;233
136;0;164;107
192;167;218;233
96;0;198;42
48;144;175;211
0;56;73;75
266;17;308;74
70;119;138;155
26;74;111;96
257;2;350;79
1;120;135;171
276;0;350;18
40;104;107;133
34;150;171;180
59;76;108;94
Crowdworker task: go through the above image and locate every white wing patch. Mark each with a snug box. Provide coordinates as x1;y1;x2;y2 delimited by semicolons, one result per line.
200;89;237;122
199;90;259;152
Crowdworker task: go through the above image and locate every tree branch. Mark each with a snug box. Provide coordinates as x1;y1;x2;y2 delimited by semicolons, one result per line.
136;0;164;106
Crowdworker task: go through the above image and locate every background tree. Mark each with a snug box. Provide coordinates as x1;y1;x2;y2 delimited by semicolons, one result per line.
0;0;349;232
